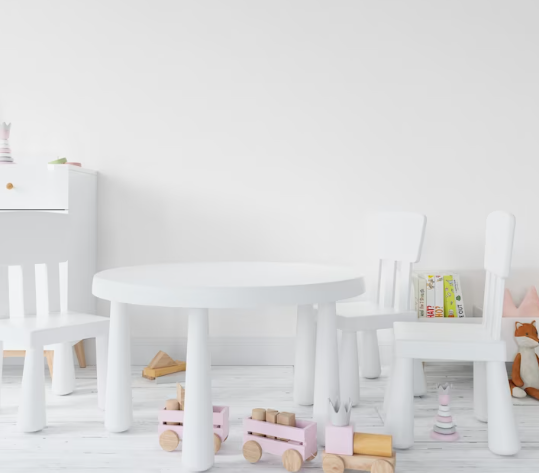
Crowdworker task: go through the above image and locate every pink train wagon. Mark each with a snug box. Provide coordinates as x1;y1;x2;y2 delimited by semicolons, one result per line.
158;405;229;453
242;417;318;472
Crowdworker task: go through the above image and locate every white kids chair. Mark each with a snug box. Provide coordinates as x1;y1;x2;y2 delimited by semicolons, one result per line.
0;212;109;432
385;211;520;455
337;212;427;407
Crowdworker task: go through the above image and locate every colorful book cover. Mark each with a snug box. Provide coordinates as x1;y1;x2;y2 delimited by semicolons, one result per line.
453;274;466;317
420;274;436;318
417;276;427;318
434;275;444;317
443;275;457;317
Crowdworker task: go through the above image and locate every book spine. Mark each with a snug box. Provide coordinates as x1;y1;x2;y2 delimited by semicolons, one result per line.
422;274;436;318
443;275;457;317
418;276;427;318
412;274;419;316
453;274;466;317
434;275;444;317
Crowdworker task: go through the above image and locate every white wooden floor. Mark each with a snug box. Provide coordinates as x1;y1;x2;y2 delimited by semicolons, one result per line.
1;363;538;472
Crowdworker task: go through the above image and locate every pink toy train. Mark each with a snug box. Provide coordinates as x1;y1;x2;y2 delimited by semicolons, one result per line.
158;405;229;453
242;415;317;473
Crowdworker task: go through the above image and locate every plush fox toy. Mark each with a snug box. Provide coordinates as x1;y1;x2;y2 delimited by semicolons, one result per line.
509;321;539;400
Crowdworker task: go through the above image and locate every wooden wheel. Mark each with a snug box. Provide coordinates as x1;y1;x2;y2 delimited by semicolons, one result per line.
372;459;394;473
322;454;345;473
306;450;317;461
243;440;262;463
159;430;180;452
214;433;222;453
282;449;303;473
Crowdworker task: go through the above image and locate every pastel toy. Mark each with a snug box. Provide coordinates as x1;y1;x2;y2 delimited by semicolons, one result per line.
0;122;13;163
242;408;317;472
158;384;229;453
430;383;459;441
323;397;395;473
509;321;539;400
503;287;539;318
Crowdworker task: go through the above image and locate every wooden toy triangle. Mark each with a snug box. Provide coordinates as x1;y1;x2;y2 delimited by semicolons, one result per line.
148;350;178;369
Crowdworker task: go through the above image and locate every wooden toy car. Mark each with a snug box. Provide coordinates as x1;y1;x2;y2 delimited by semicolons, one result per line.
158;405;229;453
242;416;317;472
322;451;396;473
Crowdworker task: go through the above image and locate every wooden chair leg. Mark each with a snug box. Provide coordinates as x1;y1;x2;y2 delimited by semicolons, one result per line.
74;341;87;368
45;350;54;378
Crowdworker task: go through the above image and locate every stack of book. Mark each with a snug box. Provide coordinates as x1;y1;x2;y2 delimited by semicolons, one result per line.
413;273;465;318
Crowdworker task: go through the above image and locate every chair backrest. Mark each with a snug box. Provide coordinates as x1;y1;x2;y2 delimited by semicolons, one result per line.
0;212;69;318
482;211;516;340
376;212;427;311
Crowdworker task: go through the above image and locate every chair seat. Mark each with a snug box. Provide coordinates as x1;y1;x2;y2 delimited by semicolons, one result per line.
0;312;109;348
393;320;507;361
337;301;417;332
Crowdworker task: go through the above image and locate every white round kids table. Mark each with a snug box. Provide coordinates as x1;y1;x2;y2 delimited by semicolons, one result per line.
93;262;364;472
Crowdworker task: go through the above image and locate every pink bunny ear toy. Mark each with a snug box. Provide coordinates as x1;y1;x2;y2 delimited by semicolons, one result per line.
504;287;539;318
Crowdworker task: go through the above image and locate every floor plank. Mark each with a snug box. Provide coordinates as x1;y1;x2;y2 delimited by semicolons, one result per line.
0;363;537;472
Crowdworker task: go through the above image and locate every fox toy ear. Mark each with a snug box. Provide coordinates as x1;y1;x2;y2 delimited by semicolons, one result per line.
533;320;537;327
515;322;523;330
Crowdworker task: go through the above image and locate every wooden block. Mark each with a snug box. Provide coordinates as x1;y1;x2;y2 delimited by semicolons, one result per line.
148;350;178;369
266;409;279;439
322;451;396;473
251;408;266;437
164;398;181;425
177;383;186;410
353;433;393;458
276;412;296;441
165;399;180;410
142;361;186;379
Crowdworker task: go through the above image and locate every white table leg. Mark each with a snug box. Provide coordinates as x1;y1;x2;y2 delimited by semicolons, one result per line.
96;333;109;411
182;308;214;472
474;361;488;422
340;330;360;406
385;355;414;449
105;302;132;432
313;302;340;445
293;304;317;406
18;347;46;432
486;361;520;455
413;359;427;397
361;330;381;379
51;342;76;396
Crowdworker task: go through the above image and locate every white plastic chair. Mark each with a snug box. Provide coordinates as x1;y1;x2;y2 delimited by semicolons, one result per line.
385;211;520;455
0;212;109;432
337;212;427;406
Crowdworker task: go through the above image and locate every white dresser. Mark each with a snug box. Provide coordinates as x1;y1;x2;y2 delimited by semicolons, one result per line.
0;163;97;328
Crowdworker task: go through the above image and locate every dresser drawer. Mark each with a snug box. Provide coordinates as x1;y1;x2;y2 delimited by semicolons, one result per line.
0;165;68;210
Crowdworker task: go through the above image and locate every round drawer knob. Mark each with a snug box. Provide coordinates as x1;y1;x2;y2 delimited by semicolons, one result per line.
6;183;14;190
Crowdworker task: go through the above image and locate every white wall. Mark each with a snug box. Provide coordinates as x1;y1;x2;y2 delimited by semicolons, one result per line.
1;1;539;355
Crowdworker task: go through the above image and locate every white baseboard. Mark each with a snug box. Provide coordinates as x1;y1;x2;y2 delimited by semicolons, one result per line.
3;337;394;367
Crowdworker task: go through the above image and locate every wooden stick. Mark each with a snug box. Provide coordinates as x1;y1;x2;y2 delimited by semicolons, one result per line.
74;341;87;368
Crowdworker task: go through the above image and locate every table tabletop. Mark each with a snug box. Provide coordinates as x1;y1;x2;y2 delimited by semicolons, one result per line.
93;261;365;308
